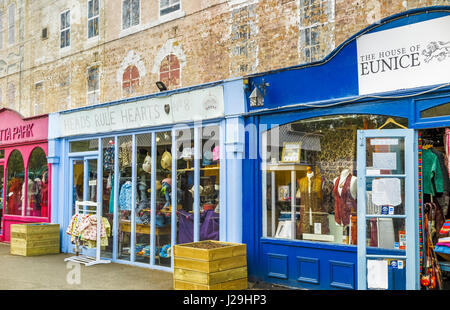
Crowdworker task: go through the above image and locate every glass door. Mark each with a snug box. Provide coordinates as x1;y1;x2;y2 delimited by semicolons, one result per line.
357;129;418;290
69;157;99;256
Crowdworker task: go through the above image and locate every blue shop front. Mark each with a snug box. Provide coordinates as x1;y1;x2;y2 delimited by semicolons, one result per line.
242;7;450;290
48;79;246;271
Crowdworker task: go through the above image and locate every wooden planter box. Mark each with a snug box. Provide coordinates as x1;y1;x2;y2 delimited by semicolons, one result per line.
10;223;60;256
173;240;247;290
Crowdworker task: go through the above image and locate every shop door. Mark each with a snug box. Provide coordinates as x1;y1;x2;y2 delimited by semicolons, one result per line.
356;129;418;290
69;157;99;256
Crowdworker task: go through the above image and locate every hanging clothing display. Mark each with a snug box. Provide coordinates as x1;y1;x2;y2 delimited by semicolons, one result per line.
422;148;444;196
333;173;357;226
118;181;132;211
8;177;22;215
66;214;111;248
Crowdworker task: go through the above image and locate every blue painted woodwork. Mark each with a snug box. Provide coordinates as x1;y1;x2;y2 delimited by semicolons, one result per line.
241;7;450;290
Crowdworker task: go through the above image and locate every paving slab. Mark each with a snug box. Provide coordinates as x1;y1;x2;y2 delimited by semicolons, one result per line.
0;243;173;290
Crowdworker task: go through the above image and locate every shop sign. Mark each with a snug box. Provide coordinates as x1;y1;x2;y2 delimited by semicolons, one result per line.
0;124;34;143
58;86;224;137
357;15;450;95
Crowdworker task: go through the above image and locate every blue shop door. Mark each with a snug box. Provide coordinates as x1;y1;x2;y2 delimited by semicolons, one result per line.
356;129;418;290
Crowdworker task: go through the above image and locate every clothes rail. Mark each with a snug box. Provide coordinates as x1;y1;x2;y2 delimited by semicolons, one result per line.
64;201;111;267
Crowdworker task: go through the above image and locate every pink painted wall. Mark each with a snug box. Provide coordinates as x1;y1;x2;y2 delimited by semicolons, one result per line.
0;109;50;242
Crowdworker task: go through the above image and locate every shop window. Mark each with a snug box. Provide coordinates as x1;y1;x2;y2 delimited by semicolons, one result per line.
0;149;4;159
122;65;139;96
26;147;49;217
87;66;100;105
160;0;180;16
155;130;172;267
421;102;450;119
88;0;99;39
102;137;115;259
199;126;220;241
118;135;132;261
60;10;70;48
261;114;408;246
159;54;180;89
70;139;99;153
122;0;139;30
134;133;151;264
8;3;14;45
5;150;24;216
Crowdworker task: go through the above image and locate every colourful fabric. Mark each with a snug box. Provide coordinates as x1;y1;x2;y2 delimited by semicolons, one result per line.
119;182;132;211
440;220;450;234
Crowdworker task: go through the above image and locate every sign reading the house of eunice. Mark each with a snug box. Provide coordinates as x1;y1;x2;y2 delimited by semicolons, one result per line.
357;15;450;95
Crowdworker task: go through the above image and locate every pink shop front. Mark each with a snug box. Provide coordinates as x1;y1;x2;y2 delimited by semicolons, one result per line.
0;108;51;242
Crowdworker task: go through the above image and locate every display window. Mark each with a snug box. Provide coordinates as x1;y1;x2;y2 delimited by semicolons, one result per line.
26;147;49;217
262;114;408;246
5;150;25;216
66;124;222;268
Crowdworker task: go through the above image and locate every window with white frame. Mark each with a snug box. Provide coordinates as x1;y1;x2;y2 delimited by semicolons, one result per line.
8;3;14;45
88;0;99;38
160;0;180;16
87;66;99;105
122;0;139;29
60;10;70;48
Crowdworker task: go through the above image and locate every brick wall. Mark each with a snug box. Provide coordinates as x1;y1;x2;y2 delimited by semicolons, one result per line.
0;0;447;117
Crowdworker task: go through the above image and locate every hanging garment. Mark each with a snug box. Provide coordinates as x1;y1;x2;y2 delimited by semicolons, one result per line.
333;174;357;226
118;181;132;211
422;149;444;195
8;178;22;215
119;141;132;167
108;174;115;214
104;140;115;171
445;128;450;175
297;174;329;236
430;149;450;193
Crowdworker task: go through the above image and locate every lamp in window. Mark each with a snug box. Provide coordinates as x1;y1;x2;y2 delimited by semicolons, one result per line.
249;79;269;107
156;81;167;92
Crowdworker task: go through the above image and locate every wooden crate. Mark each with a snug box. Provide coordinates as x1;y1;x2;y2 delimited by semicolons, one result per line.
10;223;60;256
173;240;247;290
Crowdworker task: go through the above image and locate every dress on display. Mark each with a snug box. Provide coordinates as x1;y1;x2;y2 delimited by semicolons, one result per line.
333;173;356;227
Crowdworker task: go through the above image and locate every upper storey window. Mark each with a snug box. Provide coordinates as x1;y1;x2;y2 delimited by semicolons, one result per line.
88;0;99;38
122;0;139;29
60;10;70;48
160;0;180;16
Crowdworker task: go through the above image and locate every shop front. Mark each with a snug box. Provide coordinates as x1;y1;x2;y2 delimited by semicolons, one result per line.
49;80;246;270
242;6;450;290
0;108;51;242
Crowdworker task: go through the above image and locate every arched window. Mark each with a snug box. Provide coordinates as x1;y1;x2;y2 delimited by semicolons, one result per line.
122;65;139;95
159;54;180;89
27;147;49;217
6;150;24;215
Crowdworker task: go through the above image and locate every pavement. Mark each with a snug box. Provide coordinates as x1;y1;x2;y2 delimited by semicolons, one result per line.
0;242;173;290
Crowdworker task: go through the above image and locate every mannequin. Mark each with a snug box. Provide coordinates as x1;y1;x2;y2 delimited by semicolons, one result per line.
297;167;329;236
333;168;357;243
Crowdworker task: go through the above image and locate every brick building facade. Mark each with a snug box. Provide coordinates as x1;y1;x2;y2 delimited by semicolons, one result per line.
0;0;447;117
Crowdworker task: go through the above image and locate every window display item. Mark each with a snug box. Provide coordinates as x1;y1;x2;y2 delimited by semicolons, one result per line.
297;167;329;236
212;145;220;161
422;148;444;195
281;142;301;163
371;178;402;206
161;151;172;170
333;169;357;226
104;140;115;171
161;177;172;208
177;210;219;244
119;181;132;211
142;153;151;173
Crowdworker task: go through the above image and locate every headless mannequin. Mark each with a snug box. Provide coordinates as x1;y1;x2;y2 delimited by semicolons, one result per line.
333;169;357;201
